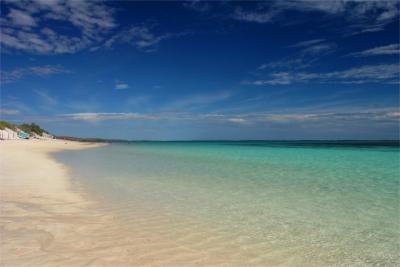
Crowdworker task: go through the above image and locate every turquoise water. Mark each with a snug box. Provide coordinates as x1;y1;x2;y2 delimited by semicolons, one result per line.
55;141;400;266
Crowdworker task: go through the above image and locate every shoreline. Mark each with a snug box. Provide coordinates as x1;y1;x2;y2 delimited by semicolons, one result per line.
0;139;112;266
0;140;255;266
1;140;398;266
0;140;236;267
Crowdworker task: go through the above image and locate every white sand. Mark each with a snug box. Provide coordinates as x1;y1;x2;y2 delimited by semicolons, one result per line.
0;140;101;206
0;140;114;266
0;140;265;267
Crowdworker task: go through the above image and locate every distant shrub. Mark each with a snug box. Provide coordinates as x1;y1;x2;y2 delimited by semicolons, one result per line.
0;121;17;131
0;121;49;136
19;123;48;136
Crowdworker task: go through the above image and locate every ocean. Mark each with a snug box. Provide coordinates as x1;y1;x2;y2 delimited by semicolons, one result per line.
54;141;400;266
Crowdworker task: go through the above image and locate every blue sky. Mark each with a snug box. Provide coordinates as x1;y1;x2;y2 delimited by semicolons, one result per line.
1;0;399;140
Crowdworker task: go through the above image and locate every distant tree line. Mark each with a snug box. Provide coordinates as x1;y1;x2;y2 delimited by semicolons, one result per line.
0;121;49;136
0;121;17;131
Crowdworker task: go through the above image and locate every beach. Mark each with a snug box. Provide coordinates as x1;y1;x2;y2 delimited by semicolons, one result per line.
0;140;246;266
1;140;399;266
1;0;398;265
0;140;115;266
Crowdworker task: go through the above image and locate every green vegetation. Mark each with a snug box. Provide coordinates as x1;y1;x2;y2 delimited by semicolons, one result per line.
0;121;17;131
0;120;49;136
19;123;48;136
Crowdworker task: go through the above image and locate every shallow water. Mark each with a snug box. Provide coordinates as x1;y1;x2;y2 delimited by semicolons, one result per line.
54;141;400;266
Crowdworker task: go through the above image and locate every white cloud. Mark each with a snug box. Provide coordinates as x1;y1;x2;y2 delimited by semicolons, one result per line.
387;111;400;118
104;25;184;52
56;109;400;127
258;58;311;71
233;8;277;23
247;72;292;85
34;90;57;106
0;96;33;114
125;95;151;107
276;0;346;14
246;64;399;85
300;42;337;56
348;44;400;57
257;39;336;75
0;108;20;115
259;110;400;124
325;64;399;82
1;0;116;54
183;0;211;12
288;39;325;48
115;82;129;90
7;8;37;27
227;118;247;124
288;39;337;56
377;8;399;21
1;65;69;84
226;109;400;125
231;0;399;33
58;112;156;122
164;91;232;110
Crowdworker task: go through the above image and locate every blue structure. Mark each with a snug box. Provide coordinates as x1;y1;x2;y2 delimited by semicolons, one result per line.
18;132;30;139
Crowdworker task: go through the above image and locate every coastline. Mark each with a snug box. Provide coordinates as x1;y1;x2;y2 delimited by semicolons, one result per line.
0;140;226;267
1;140;398;266
0;140;110;266
0;140;238;267
0;140;258;266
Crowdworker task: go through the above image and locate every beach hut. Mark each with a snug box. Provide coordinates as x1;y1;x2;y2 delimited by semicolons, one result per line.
18;132;30;139
0;129;18;140
0;130;8;140
7;129;17;139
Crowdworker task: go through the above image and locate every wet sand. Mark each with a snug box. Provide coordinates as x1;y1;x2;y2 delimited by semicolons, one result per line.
0;140;248;267
0;140;117;266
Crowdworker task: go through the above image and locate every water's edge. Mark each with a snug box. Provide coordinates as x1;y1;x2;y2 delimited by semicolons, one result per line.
52;141;400;266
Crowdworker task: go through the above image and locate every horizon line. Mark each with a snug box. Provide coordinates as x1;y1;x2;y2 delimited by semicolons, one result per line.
55;136;400;143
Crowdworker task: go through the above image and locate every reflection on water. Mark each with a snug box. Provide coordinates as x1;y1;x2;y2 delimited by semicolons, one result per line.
54;141;400;266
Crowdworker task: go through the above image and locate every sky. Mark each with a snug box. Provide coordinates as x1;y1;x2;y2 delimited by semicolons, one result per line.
0;0;399;140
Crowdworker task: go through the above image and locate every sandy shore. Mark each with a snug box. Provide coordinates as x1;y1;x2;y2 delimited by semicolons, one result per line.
0;140;113;266
0;140;266;267
0;140;226;267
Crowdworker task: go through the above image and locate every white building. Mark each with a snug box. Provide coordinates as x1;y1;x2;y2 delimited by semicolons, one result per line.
0;128;18;140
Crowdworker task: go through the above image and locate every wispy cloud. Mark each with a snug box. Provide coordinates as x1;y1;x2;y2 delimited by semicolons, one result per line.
58;112;157;123
233;7;277;23
0;96;33;114
257;58;311;71
34;89;57;106
103;25;180;52
300;42;337;56
288;38;337;56
183;0;211;12
288;39;325;48
245;64;399;85
2;1;188;54
0;108;20;115
164;91;233;111
257;39;336;74
65;99;100;112
56;108;400;127
115;82;129;90
348;44;400;57
1;1;116;54
1;65;69;84
231;1;399;34
7;8;37;27
259;110;400;124
125;95;151;107
245;72;292;85
226;117;248;124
